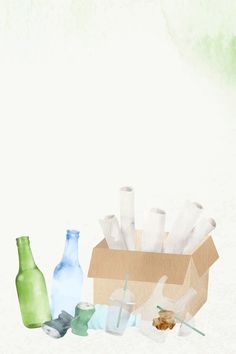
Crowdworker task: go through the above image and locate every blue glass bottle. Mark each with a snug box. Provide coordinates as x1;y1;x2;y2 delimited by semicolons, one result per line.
51;230;83;319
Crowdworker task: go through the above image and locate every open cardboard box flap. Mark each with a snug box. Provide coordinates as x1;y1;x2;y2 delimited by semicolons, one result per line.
88;235;219;285
191;235;219;277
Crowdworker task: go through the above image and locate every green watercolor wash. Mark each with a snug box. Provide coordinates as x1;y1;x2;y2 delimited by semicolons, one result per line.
161;0;236;86
193;34;236;85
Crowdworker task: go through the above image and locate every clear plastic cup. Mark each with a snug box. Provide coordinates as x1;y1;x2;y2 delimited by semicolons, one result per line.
106;288;135;335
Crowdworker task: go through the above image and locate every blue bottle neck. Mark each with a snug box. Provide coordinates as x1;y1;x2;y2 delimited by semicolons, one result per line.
62;230;80;265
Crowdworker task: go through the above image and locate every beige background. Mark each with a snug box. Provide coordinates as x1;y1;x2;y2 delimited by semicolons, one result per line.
0;1;235;353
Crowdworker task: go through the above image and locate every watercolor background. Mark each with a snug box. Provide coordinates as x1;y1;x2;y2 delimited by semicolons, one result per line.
161;0;236;85
0;1;236;353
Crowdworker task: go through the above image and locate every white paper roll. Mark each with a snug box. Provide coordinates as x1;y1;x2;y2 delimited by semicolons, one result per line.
164;201;203;254
142;208;166;252
183;217;216;254
120;186;136;250
99;215;126;250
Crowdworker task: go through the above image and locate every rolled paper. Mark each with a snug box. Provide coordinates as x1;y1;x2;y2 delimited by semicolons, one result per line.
120;186;135;250
183;217;216;254
142;208;166;252
99;215;126;249
164;201;203;254
71;302;95;336
42;311;73;339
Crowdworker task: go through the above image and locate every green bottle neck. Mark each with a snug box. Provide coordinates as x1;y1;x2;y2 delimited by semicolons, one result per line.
17;237;36;271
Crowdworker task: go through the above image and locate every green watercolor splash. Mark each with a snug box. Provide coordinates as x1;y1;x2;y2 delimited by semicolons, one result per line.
194;34;236;85
161;0;236;86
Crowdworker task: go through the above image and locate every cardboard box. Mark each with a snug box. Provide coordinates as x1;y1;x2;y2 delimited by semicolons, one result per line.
88;232;219;316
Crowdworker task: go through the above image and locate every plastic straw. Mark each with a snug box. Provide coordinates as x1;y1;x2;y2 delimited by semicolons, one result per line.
116;273;129;328
156;305;205;336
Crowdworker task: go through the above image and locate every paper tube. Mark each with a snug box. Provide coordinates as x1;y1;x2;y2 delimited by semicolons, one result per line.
183;217;216;254
120;186;135;250
142;208;166;252
164;201;203;254
99;215;126;250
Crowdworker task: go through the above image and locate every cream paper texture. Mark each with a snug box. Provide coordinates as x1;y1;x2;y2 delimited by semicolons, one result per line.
0;1;235;353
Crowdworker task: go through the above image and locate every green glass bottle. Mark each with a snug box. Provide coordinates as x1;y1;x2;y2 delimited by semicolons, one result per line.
16;236;51;328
